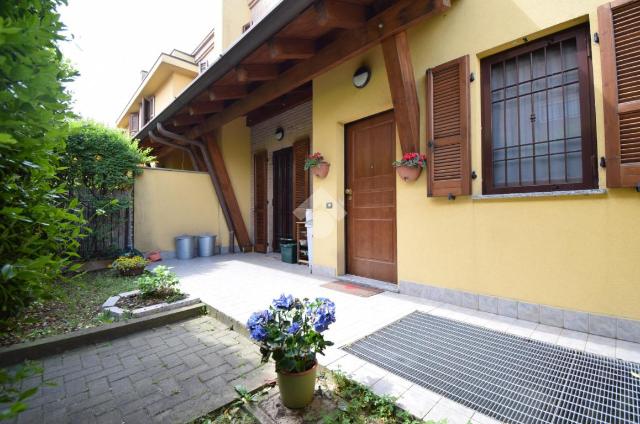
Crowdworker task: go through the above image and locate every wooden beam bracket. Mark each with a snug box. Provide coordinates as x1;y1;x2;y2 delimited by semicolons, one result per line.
381;31;420;153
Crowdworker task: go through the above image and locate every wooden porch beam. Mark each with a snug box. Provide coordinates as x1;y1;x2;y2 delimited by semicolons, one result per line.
202;134;252;251
188;101;224;116
208;85;247;101
149;130;201;171
381;31;420;153
172;114;204;127
189;0;450;139
236;64;280;82
315;0;366;29
269;38;316;60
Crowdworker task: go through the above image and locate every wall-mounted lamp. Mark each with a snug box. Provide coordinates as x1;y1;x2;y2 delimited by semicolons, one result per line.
275;127;284;141
352;66;371;89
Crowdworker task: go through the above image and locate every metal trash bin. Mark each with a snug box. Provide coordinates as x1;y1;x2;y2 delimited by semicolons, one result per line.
175;235;196;260
197;234;216;257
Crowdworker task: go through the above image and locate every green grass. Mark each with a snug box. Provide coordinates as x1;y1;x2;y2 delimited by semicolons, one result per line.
0;270;140;346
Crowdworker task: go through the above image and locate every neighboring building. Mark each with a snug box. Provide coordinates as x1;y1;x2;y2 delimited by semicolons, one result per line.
130;0;640;343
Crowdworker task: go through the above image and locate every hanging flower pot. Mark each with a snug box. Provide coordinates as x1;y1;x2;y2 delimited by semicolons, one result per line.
305;152;330;178
311;161;330;178
246;295;336;409
396;165;422;182
392;152;426;182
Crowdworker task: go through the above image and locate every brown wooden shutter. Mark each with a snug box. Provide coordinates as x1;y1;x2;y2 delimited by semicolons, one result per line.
292;138;310;238
599;0;640;188
425;55;471;197
253;150;268;253
128;113;139;135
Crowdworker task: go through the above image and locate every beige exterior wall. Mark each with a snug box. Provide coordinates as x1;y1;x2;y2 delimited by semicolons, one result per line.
134;168;228;252
311;0;640;320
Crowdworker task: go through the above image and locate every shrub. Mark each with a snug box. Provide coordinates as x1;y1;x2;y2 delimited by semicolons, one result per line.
0;0;84;320
247;294;335;373
137;266;180;297
61;121;153;258
111;256;148;277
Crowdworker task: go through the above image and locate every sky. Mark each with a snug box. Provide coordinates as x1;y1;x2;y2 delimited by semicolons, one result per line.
58;0;218;127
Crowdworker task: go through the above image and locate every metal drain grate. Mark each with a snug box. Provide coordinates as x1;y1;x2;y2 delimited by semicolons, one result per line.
345;312;640;424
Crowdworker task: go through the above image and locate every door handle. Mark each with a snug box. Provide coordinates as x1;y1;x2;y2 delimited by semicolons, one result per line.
345;188;353;195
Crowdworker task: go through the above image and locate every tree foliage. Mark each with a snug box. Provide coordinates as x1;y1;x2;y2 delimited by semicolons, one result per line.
62;121;153;207
0;0;84;319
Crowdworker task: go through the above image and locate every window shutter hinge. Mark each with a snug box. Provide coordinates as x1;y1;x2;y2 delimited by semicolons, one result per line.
428;140;434;149
593;32;599;44
600;156;606;168
469;72;475;82
471;170;478;180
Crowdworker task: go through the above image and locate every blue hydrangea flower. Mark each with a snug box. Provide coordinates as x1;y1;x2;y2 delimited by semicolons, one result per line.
272;293;294;310
310;298;336;333
246;309;271;341
287;322;301;334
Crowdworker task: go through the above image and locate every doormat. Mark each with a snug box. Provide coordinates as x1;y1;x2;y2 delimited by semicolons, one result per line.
346;311;640;424
321;281;383;297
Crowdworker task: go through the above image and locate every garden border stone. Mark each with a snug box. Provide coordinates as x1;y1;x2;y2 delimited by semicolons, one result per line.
101;289;201;318
0;303;206;367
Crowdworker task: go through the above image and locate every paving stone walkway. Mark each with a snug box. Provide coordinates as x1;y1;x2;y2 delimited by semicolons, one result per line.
13;316;274;424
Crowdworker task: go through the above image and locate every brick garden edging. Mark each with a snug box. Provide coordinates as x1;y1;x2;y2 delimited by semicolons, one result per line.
0;303;206;367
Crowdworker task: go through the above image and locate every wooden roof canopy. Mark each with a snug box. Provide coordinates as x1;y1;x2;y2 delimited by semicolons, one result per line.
138;0;450;151
141;0;450;252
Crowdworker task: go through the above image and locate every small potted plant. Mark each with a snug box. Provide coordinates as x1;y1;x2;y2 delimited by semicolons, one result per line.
111;255;148;276
392;152;426;182
247;294;336;409
304;152;330;178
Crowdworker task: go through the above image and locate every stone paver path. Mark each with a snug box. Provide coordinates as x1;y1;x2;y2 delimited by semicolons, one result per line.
14;316;273;424
159;253;640;423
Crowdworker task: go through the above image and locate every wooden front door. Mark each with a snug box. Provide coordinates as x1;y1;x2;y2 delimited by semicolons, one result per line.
272;147;293;252
253;150;268;253
346;111;397;283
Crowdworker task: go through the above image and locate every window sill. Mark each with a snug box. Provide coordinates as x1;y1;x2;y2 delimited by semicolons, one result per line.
472;189;607;200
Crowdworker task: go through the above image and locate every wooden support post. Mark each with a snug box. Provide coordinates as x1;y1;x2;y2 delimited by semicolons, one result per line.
202;134;252;251
381;31;420;154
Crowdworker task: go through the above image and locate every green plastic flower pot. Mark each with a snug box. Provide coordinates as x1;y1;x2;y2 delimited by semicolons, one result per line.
276;362;317;409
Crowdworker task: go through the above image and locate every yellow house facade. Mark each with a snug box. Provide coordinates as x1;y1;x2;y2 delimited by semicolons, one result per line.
130;0;640;343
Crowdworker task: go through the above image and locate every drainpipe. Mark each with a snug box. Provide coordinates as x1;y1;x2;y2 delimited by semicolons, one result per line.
155;123;235;247
148;130;200;172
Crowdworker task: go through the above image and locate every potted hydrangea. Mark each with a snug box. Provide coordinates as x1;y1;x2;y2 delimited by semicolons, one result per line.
392;152;427;181
247;294;336;409
304;152;330;178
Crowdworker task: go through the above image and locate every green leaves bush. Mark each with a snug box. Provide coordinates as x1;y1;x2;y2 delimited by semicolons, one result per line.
0;0;84;320
137;266;180;297
62;120;153;212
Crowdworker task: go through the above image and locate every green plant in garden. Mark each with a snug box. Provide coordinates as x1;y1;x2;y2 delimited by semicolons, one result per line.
137;266;180;297
111;256;148;272
325;371;441;424
0;0;85;320
0;362;48;420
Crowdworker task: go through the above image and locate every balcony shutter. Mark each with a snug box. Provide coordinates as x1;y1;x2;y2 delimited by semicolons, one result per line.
426;55;471;197
598;0;640;188
292;138;310;237
253;150;268;253
128;113;139;135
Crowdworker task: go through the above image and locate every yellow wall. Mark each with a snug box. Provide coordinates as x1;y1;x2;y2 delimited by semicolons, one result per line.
134;168;228;252
154;73;194;115
312;0;640;320
218;117;253;247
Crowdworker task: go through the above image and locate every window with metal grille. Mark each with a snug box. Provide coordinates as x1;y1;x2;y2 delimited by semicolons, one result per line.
481;25;597;194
